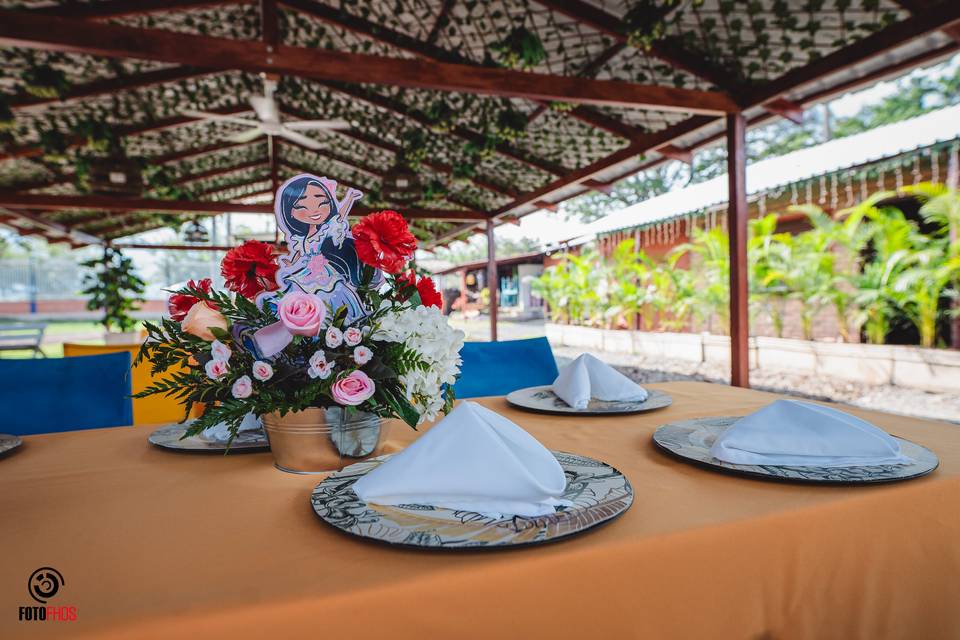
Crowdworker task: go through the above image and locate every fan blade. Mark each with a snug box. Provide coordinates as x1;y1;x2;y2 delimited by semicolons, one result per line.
277;128;324;150
284;119;351;130
180;109;259;127
249;95;279;123
226;127;266;143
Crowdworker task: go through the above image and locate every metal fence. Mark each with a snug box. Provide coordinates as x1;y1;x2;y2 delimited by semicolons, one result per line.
0;255;227;302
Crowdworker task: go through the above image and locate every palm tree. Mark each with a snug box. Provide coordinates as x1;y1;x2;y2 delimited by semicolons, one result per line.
851;203;916;344
672;226;730;334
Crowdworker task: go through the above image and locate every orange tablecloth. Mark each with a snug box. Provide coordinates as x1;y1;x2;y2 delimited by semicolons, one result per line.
1;381;958;639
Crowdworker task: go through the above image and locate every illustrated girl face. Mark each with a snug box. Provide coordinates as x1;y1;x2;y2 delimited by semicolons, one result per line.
291;183;332;225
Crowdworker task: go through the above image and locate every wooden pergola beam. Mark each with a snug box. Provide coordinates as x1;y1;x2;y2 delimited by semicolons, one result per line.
891;0;960;42
0;104;251;161
320;81;567;177
534;0;737;91
0;208;104;245
0;192;489;221
32;0;253;19
280;105;517;199
492;115;716;217
283;0;651;142
0;193;273;214
0;9;737;114
173;159;266;186
10;66;214;111
742;3;960;109
277;142;492;214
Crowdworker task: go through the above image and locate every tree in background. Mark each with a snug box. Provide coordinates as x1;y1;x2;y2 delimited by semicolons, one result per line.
431;235;541;264
559;56;960;224
81;246;146;334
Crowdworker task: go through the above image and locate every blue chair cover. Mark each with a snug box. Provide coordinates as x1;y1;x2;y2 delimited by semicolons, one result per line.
453;337;560;399
0;352;133;435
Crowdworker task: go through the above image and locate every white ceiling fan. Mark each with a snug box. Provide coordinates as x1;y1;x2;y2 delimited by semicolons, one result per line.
180;76;349;150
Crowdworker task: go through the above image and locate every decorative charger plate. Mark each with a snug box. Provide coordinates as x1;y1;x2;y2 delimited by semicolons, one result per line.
148;422;270;453
0;433;22;457
506;385;671;416
652;417;939;484
311;451;633;549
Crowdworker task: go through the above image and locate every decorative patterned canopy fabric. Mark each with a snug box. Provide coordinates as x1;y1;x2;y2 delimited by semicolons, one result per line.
0;0;955;246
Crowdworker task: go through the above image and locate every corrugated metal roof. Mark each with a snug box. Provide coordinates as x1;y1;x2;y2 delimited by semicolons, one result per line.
575;104;960;242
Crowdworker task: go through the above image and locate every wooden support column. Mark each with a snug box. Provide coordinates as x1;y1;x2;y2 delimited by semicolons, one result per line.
486;218;498;342
726;113;749;387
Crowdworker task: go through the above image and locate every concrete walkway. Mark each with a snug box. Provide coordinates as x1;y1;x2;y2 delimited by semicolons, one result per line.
447;314;960;424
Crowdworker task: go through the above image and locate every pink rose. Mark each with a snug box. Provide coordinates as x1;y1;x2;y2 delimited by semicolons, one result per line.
181;302;229;341
277;292;326;337
232;375;253;399
252;360;273;382
330;370;375;406
308;350;334;379
205;358;229;380
344;326;363;346
211;339;232;361
325;326;344;348
353;345;373;365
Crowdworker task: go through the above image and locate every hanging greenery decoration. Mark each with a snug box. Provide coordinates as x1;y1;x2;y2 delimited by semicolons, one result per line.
0;96;13;131
21;64;72;99
425;99;457;134
422;179;449;201
73;118;119;154
624;0;682;50
400;128;429;168
490;26;546;70
494;105;528;143
37;127;70;163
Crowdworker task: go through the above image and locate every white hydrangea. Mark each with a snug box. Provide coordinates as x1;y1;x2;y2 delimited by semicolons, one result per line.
373;305;465;424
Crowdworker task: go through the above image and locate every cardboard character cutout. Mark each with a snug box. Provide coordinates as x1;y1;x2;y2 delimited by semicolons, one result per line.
258;173;380;324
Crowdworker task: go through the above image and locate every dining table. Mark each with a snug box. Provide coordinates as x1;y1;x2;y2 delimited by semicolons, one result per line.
1;381;958;639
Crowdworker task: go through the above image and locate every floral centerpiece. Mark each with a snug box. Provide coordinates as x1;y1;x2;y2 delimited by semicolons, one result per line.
135;175;464;453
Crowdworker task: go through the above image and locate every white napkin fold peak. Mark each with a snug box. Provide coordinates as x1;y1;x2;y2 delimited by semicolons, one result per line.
352;401;570;517
552;353;648;409
197;412;261;443
709;399;913;467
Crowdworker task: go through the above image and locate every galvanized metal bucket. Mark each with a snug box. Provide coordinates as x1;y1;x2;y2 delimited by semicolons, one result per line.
261;407;390;474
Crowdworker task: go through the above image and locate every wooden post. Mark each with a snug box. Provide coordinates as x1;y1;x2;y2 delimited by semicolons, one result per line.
726;113;749;387
486;218;498;341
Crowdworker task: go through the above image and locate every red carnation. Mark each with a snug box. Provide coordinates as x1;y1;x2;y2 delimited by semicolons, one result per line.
168;278;214;321
396;270;442;309
415;275;442;309
221;240;280;298
352;210;417;274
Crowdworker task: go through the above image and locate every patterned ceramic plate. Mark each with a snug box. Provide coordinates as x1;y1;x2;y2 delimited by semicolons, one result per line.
652;417;939;484
311;451;633;549
148;421;270;453
506;385;672;416
0;433;22;457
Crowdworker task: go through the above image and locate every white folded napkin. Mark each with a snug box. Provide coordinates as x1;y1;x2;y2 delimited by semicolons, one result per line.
196;412;262;443
552;353;648;409
352;401;570;516
709;399;914;467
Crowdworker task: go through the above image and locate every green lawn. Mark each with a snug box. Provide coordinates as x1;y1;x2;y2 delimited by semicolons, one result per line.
0;319;110;358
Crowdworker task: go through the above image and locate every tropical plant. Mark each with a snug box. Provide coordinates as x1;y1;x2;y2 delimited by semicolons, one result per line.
851;203;916;344
671;226;730;334
81;246;146;333
747;213;791;337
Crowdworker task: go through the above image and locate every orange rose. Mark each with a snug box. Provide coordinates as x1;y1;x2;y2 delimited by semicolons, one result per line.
180;302;228;341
